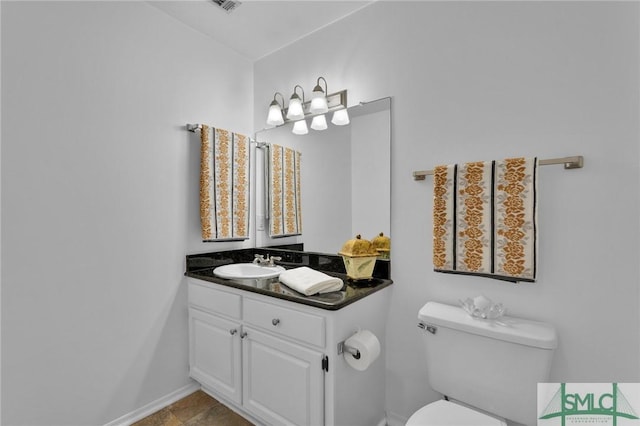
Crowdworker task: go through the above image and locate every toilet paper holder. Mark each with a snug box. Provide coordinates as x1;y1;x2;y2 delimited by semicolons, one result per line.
337;341;361;359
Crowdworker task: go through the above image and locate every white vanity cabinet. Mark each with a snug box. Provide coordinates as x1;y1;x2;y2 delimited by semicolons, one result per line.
187;277;391;426
242;326;324;425
189;308;242;404
188;283;242;405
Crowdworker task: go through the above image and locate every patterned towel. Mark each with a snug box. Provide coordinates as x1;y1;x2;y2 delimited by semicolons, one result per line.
269;144;302;237
432;157;538;282
199;125;250;241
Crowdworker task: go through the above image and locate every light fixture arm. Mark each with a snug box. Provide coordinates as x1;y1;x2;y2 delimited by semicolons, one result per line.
314;77;327;95
272;92;285;108
292;85;305;103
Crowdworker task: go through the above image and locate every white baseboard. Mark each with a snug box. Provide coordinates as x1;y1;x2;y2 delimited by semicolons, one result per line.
386;410;409;426
104;382;201;426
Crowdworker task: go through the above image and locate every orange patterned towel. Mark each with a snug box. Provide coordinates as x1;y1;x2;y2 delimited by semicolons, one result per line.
433;157;538;282
199;125;250;241
269;144;302;238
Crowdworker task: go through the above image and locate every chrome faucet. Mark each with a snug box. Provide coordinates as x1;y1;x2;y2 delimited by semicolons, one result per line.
253;254;268;265
268;256;282;266
253;254;282;267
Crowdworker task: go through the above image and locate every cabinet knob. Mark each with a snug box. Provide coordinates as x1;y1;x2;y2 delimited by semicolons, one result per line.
229;329;237;335
272;318;280;326
240;331;248;339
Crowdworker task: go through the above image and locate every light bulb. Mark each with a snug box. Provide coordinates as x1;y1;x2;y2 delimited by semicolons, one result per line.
310;114;327;131
331;108;350;126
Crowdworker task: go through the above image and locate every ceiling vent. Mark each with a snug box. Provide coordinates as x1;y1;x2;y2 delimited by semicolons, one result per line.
212;0;242;14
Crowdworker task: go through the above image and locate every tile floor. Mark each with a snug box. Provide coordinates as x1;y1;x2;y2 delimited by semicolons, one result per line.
133;390;254;426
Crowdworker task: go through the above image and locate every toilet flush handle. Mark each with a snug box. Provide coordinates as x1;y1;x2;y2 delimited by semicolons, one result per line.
418;322;437;334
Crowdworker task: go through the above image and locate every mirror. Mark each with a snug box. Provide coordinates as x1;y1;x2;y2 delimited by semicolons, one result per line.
254;97;391;256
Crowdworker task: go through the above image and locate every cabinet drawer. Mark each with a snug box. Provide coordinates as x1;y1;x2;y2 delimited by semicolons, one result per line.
188;280;241;319
243;298;325;347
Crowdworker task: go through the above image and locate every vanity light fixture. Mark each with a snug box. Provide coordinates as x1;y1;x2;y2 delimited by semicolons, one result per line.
265;78;348;135
292;119;309;135
286;85;305;121
266;92;285;126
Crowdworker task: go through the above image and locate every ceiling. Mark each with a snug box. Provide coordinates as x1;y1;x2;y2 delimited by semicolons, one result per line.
149;1;373;61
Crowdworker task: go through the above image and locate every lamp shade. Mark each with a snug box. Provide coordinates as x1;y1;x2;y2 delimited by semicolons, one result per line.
266;102;284;126
310;90;329;115
310;114;328;131
310;97;329;114
310;77;329;114
287;94;305;121
292;119;308;135
331;108;350;126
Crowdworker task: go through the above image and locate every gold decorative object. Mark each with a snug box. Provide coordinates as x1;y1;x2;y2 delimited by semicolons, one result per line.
371;232;391;259
339;235;378;280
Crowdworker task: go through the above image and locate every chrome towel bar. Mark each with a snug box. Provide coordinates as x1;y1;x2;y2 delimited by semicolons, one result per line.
412;155;583;181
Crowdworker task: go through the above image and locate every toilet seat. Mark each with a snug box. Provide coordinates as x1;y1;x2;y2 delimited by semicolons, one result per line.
405;399;507;426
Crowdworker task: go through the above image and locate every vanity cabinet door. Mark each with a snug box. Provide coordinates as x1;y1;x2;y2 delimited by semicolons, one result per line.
242;327;324;426
189;308;242;405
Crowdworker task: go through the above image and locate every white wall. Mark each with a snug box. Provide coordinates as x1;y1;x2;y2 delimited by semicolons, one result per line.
254;2;640;424
1;2;253;425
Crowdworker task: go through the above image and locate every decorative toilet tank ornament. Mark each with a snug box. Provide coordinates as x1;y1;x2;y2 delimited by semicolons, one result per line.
459;295;506;320
339;234;378;280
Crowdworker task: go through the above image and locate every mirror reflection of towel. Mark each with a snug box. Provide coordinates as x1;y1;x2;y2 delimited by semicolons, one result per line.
269;144;302;237
199;125;250;241
432;157;538;282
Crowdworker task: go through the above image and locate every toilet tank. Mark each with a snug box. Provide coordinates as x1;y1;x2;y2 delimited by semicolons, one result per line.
418;301;557;426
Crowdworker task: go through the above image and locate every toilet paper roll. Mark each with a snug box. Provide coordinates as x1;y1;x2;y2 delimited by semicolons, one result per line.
343;329;381;371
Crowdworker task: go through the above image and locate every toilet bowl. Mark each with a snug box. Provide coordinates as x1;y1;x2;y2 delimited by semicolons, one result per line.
405;399;506;426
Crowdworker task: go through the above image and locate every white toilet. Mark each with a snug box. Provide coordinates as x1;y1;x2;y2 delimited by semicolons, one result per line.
407;301;558;426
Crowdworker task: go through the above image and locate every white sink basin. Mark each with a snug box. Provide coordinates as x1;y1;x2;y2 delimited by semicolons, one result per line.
213;263;285;280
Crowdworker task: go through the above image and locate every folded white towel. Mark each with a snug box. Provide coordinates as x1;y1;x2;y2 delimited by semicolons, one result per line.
278;267;344;296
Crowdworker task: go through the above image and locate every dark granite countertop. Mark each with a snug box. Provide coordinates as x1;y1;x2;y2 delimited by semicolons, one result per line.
185;248;393;311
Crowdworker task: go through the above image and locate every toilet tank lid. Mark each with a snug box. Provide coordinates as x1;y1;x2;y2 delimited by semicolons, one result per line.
418;301;558;349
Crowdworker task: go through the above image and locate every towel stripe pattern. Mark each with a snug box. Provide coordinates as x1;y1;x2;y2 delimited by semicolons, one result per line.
200;125;250;241
433;157;537;282
269;144;302;237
